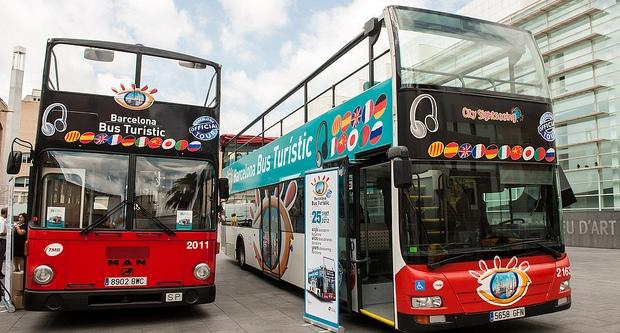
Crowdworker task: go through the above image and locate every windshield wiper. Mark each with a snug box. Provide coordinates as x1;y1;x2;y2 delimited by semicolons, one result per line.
427;249;497;270
488;239;562;258
81;199;129;235
133;201;176;236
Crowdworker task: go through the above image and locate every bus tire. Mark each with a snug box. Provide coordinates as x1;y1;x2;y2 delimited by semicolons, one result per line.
236;239;247;270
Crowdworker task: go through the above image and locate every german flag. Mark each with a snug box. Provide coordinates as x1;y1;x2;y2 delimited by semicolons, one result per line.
443;142;458;158
64;130;80;143
428;141;445;158
485;144;498;159
122;136;136;147
373;94;387;119
79;132;95;144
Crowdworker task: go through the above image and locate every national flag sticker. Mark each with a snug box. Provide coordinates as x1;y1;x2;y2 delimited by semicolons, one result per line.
534;147;546;161
149;137;163;149
135;136;149;148
522;146;535;161
511;145;523;161
122;135;136;147
175;139;189;151
428;141;445;158
341;111;352;132
162;138;176;150
458;143;472;159
79;132;95;144
361;124;371;147
444;142;458;159
369;121;383;145
545;148;556;162
472;144;486;159
187;141;201;152
332;115;342;136
107;134;123;146
498;145;511;160
374;94;387;119
485;144;498;160
94;133;108;145
64;131;80;143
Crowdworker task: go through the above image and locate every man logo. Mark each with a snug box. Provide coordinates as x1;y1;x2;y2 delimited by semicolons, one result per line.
469;256;531;307
121;268;133;276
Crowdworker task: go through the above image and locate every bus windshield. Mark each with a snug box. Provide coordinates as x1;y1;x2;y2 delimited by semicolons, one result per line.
390;7;549;98
400;162;562;263
35;151;216;231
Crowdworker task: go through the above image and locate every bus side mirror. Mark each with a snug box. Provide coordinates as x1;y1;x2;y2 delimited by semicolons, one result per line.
388;146;412;189
7;151;22;175
218;178;230;201
558;167;576;208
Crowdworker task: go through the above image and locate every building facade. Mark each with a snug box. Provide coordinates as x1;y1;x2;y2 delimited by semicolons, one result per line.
0;89;40;216
461;0;620;248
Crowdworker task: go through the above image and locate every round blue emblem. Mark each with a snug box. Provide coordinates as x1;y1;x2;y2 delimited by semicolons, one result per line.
124;91;146;107
189;116;219;141
490;271;518;299
537;112;555;142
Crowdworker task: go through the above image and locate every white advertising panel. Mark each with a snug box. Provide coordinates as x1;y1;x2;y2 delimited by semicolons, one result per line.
304;168;341;332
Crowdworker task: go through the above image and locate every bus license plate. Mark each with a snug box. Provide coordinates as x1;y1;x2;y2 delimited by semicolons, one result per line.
104;277;147;287
489;307;525;322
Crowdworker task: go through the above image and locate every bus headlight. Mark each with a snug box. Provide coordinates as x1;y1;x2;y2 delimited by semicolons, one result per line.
412;296;442;308
33;265;54;285
559;280;570;292
194;263;211;280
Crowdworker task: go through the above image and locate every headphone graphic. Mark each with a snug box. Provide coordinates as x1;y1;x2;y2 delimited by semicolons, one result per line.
315;120;328;167
41;103;68;137
409;94;439;139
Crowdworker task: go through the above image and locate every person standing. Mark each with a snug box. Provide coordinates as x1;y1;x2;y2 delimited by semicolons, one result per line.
0;208;7;277
12;213;27;272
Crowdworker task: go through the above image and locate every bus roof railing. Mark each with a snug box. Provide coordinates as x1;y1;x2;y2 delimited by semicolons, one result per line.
47;38;220;68
222;18;387;157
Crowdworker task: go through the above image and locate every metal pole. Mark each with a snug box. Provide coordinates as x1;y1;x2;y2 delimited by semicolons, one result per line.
2;176;16;312
1;46;26;188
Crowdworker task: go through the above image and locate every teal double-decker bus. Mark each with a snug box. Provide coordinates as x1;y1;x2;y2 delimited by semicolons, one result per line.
220;6;575;332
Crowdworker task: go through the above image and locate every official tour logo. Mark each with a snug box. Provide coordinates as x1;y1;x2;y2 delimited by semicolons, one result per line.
469;256;531;306
311;175;331;197
112;83;157;110
537;112;555;142
189;116;219;141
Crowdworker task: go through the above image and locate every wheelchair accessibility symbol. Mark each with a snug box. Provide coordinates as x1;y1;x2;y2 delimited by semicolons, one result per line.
415;280;426;291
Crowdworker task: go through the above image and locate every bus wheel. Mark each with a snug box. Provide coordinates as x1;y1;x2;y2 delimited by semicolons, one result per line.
236;240;247;270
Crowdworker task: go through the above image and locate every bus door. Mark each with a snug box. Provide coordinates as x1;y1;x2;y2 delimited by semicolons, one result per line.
354;162;394;324
323;158;356;312
260;185;282;278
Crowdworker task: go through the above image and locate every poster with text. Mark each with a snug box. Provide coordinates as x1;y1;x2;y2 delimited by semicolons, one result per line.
46;207;65;229
176;210;193;230
304;168;340;332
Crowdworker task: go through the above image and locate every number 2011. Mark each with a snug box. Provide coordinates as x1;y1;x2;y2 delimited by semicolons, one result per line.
186;241;208;250
556;266;570;277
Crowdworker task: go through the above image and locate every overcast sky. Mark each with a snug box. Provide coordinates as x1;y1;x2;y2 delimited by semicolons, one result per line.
0;0;469;133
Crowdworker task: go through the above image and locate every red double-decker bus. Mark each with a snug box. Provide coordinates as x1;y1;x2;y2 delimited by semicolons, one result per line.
6;39;228;310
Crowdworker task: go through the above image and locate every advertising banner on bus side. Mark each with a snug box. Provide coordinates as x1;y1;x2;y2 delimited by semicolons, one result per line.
304;168;341;332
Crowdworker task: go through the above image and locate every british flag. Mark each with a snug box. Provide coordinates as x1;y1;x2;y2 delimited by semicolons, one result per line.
351;107;362;128
94;133;108;145
458;143;472;158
